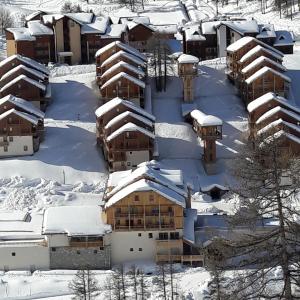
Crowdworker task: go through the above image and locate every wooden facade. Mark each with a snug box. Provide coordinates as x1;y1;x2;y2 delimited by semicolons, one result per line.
100;75;145;107
128;23;154;52
242;69;290;104
103;130;154;171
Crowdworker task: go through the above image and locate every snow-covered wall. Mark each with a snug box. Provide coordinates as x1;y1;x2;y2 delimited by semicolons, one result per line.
0;136;33;157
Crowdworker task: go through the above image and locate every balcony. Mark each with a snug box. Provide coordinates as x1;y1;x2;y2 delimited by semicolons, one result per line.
114;222;175;231
156;254;204;264
69;240;103;248
156;239;182;248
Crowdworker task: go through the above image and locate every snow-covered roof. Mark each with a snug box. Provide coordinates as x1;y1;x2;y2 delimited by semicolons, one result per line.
262;130;300;146
257;119;300;136
0;54;49;75
105;179;186;208
178;54;199;64
239;45;283;63
241;56;286;74
42;14;64;24
256;24;276;39
150;24;178;34
104;110;153;130
201;21;221;35
126;21;154;32
107;165;186;199
81;16;110;34
256;106;300;125
95;41;147;62
95;97;155;121
27;20;53;36
25;11;45;22
6;28;36;41
101;71;146;90
247;92;300;114
66;13;94;24
191;109;223;126
43;206;111;236
120;16;150;25
220;20;259;36
100;50;146;68
201;184;228;192
274;30;295;46
245;66;291;84
106;122;155;142
101;61;145;79
103;24;128;38
184;25;206;41
183;208;197;243
0;74;46;93
0;64;48;82
0;94;45;119
0;108;39;125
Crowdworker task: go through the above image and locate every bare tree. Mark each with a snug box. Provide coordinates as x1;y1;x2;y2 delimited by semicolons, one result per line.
61;1;83;13
0;6;14;34
227;130;300;299
128;265;138;300
68;269;100;300
104;273;114;300
112;265;127;300
156;263;169;299
137;268;148;300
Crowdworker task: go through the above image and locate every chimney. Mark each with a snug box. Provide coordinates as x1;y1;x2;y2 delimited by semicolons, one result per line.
186;184;192;208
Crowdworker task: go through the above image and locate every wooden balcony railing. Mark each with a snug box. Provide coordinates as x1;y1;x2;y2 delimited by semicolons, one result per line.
156;239;182;248
156;254;204;264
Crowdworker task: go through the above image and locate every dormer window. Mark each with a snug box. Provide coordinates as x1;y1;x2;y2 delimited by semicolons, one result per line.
279;35;285;40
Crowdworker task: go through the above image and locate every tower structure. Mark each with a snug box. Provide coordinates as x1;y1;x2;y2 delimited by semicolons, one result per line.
191;109;223;174
178;54;199;102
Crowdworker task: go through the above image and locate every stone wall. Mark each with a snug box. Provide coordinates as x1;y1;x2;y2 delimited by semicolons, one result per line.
50;246;111;269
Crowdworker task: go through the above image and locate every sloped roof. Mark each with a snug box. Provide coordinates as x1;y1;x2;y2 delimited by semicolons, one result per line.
95;41;147;61
66;13;94;24
241;56;286;74
220;20;259;36
256;106;300;125
106;122;155;142
245;66;291;84
81;16;110;34
100;51;146;68
25;11;46;22
105;179;186;208
178;54;199;64
191;109;223;126
6;28;36;41
104;110;153;130
257;119;300;136
184;25;206;41
0;94;45;119
262;129;300;146
106;165;186;199
95;97;155;121
100;72;145;89
101;61;145;79
247;92;300;114
240;45;283;63
27;20;53;36
0;64;47;81
0;108;39;125
257;24;276;39
42;14;64;24
103;24;128;38
0;54;49;75
0;74;46;93
274;30;295;46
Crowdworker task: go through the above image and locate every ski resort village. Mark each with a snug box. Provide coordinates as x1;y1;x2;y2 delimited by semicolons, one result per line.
0;0;300;298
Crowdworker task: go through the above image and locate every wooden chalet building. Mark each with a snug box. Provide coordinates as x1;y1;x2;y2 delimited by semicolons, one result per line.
241;66;291;104
99;61;146;86
0;75;50;111
239;56;286;84
100;72;146;107
226;36;283;82
0;54;49;79
95;41;147;78
102;122;155;171
0;94;45;140
0;64;49;88
273;31;295;54
103;165;204;265
0;108;41;157
95;97;155;144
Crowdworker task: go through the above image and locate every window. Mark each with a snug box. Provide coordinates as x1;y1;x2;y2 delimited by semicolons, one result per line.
52;247;56;252
138;233;142;237
130;248;134;252
3;105;6;109
3;136;7;142
18;84;21;89
94;250;98;254
9;127;12;132
100;246;104;250
127;162;131;166
9;136;13;142
24;145;28;151
77;250;81;254
4;146;8;152
159;232;168;240
170;232;180;240
149;194;154;202
12;252;16;256
139;248;142;251
148;233;153;239
8;117;12;124
134;195;139;201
